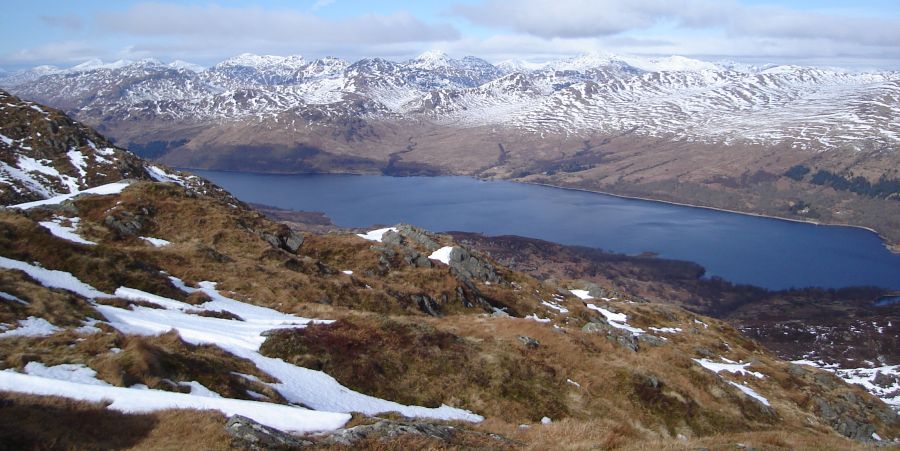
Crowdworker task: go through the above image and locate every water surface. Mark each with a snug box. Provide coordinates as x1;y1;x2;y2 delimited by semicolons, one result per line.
194;171;900;290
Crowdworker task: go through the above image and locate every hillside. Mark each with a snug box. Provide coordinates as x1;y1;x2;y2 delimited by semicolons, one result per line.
3;53;900;250
1;92;898;449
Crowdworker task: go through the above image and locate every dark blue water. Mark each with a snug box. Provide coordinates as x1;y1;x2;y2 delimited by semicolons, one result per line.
875;296;900;306
193;171;900;291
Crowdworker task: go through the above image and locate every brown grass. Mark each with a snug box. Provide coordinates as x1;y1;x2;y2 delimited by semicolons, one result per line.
0;391;232;451
260;315;569;422
0;268;102;328
89;331;283;401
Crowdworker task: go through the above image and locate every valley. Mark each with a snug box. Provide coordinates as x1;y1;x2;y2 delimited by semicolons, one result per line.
2;52;899;252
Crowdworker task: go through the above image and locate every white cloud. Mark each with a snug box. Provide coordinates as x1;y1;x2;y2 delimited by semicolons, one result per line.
453;0;900;61
311;0;336;12
96;3;458;45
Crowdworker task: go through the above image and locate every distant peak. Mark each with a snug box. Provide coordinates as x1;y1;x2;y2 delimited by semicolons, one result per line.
416;49;450;61
410;50;455;69
69;59;135;72
168;60;205;72
622;55;721;73
219;53;305;67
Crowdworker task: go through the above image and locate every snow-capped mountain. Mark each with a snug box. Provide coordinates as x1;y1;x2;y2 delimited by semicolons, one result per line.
1;52;898;153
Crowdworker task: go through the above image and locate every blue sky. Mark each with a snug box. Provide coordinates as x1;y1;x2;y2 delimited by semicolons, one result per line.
2;0;899;70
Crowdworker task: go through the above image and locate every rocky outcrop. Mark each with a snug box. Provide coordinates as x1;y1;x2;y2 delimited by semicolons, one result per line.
261;225;304;254
583;321;639;352
445;246;503;285
104;206;154;237
317;419;516;448
225;415;313;449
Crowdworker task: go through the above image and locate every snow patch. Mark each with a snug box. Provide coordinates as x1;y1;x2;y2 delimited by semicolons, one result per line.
649;327;682;334
524;313;551;323
22;362;111;386
0;317;60;338
140;236;171;247
39;217;96;245
541;300;569;314
586;304;644;335
98;282;484;422
12;181;130;209
356;227;397;242
0;291;27;305
0;256;111;299
570;289;592;300
428;246;454;265
727;381;770;406
66;149;88;179
693;359;765;379
0;371;349;433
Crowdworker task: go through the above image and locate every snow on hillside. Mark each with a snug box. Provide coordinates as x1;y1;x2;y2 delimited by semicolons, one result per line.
3;53;899;152
0;255;484;430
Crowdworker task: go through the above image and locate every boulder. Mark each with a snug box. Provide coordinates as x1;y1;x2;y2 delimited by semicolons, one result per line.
517;335;540;349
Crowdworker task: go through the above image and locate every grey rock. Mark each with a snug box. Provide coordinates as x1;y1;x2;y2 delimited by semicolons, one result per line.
412;294;442;317
320;420;456;446
446;246;503;285
225;415;312;448
517;335;540;349
396;224;441;251
104;211;146;236
261;229;304;254
401;248;432;268
381;229;405;247
813;395;883;441
786;364;809;378
582;321;639;352
282;231;304;253
581;282;610;299
637;334;666;347
872;371;898;388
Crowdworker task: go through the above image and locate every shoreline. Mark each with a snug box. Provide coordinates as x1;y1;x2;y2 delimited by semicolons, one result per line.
506;179;900;256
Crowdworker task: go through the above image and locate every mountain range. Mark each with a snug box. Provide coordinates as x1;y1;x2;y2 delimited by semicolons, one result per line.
4;51;898;153
2;51;900;250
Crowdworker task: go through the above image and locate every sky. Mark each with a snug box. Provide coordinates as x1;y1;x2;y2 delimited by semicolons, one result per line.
1;0;899;71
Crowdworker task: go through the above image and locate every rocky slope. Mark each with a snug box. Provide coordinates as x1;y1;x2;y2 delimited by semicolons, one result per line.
3;52;900;250
0;92;898;449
